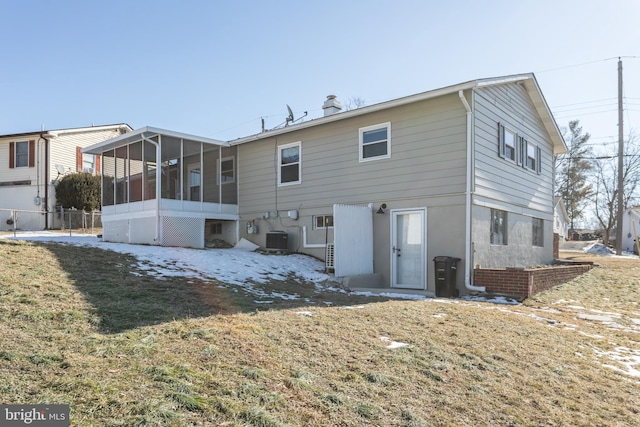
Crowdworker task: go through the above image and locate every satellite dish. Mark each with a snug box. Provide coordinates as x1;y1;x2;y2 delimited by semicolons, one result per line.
55;164;66;175
285;104;294;126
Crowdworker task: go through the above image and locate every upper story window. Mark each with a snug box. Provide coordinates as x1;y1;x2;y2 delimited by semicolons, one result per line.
83;153;96;173
15;141;29;168
499;123;542;174
524;141;541;174
498;124;517;162
278;141;301;186
359;122;391;162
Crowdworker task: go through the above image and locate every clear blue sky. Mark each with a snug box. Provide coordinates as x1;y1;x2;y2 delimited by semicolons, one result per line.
1;0;638;153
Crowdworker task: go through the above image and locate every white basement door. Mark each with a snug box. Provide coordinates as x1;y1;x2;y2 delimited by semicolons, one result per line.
333;203;374;277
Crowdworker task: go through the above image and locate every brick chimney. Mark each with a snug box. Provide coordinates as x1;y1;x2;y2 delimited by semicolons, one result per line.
322;95;342;117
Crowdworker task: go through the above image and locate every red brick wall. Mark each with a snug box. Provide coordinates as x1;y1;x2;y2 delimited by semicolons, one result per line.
553;233;559;259
473;264;592;298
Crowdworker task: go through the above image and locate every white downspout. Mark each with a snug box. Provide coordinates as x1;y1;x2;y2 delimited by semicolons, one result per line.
459;90;486;292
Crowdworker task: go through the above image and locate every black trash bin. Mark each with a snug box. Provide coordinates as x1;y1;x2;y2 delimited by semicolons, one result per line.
433;256;461;297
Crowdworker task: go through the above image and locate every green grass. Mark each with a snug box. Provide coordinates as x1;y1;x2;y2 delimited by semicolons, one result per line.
1;239;639;426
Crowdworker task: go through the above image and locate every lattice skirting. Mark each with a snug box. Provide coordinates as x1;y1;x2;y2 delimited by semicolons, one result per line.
161;216;205;248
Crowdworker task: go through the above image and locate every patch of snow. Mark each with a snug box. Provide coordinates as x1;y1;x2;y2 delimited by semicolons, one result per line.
348;291;427;300
584;242;614;255
594;346;640;378
459;295;520;305
380;336;410;349
432;313;446;318
296;311;313;317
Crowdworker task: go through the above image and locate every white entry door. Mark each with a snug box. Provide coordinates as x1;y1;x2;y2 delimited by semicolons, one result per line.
391;209;426;289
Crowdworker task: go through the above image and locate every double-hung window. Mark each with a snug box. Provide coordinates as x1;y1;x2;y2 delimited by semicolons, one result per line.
278;141;301;186
359;122;391;162
524;140;542;174
15;141;29;168
499;123;542;174
490;209;508;245
498;124;517;162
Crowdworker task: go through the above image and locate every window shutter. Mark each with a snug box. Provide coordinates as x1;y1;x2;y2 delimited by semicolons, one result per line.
498;123;505;158
95;154;101;174
517;136;524;166
76;147;82;172
536;146;542;174
9;142;15;168
28;140;35;167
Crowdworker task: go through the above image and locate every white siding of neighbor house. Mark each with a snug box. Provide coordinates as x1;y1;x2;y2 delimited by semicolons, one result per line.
471;82;556;268
49;128;124;180
0;135;47;229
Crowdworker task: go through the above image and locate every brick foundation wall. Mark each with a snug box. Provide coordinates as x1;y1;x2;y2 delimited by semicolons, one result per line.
473;264;592;298
553;233;559;259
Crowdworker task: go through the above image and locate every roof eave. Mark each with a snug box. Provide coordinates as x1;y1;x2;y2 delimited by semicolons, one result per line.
83;126;229;155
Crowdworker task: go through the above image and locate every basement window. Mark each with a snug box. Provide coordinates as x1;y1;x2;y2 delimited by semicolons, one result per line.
313;215;334;229
532;218;544;247
490;209;508;245
359;122;391;162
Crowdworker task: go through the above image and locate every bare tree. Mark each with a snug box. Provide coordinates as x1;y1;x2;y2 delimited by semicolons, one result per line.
342;97;366;111
593;132;640;245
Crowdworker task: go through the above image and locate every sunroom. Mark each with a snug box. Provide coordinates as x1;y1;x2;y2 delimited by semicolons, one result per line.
83;127;238;248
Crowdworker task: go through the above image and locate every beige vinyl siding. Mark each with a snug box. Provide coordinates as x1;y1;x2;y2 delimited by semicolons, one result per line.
239;93;467;214
473;83;554;217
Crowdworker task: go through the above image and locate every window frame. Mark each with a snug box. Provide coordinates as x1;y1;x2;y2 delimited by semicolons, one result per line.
313;214;334;230
532;217;544;247
524;140;542;174
490;209;508;245
359;122;391;162
14;141;29;168
277;141;301;186
218;156;235;185
498;124;517;163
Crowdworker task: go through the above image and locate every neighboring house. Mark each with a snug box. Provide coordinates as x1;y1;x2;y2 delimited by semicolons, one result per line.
621;206;640;253
85;73;566;296
0;124;131;231
554;197;569;240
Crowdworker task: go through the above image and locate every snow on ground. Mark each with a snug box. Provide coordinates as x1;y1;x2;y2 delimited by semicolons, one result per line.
2;232;338;301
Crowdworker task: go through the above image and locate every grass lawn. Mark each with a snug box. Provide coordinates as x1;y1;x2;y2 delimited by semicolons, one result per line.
1;239;639;426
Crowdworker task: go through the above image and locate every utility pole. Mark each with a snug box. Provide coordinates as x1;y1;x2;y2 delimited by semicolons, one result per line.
616;57;624;255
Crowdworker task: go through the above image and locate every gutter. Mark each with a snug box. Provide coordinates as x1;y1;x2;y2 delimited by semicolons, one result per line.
458;90;486;292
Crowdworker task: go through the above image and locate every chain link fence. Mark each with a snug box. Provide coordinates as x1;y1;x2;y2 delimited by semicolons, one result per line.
0;208;102;236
